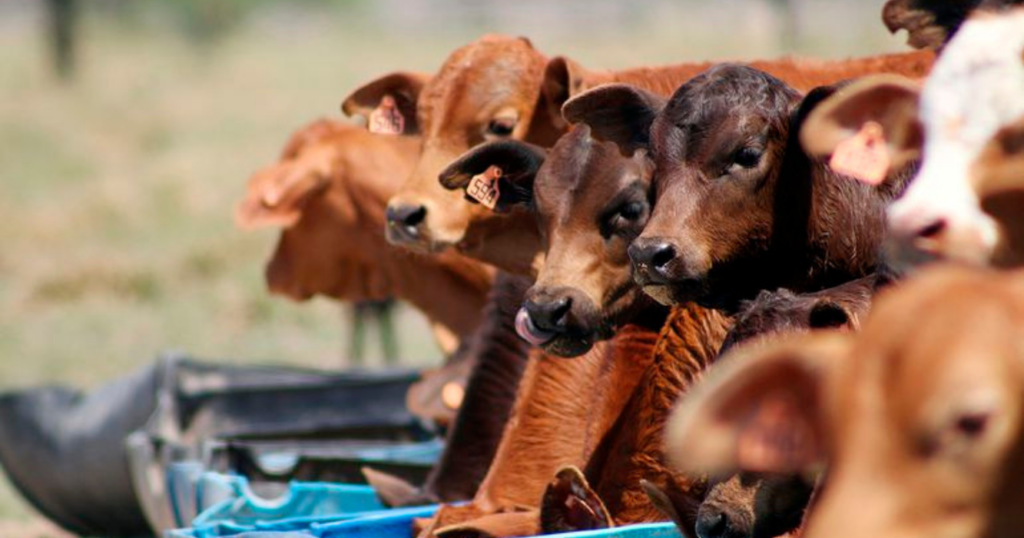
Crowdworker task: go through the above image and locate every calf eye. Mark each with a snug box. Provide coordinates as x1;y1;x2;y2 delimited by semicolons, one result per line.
603;201;648;239
619;202;644;221
487;117;517;137
733;147;763;169
954;411;990;439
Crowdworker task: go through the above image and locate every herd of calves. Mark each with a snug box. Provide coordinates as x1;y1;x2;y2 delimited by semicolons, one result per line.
235;2;1024;538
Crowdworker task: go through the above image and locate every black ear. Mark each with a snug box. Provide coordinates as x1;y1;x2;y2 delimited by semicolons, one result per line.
562;83;665;157
341;72;431;134
438;140;547;211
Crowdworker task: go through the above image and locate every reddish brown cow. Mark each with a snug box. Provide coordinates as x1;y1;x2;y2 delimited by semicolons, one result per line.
237;119;494;350
666;265;1024;538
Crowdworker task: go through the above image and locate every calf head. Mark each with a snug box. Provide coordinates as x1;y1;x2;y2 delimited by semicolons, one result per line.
439;125;658;357
803;9;1024;268
344;36;589;275
569;66;888;310
236;120;421;301
668;266;1024;538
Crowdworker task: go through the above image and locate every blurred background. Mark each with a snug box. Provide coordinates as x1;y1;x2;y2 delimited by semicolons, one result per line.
0;0;907;534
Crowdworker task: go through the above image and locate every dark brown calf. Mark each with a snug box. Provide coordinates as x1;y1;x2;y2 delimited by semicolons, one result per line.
567;65;915;311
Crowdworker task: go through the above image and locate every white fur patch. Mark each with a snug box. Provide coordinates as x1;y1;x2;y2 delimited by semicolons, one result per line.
889;9;1024;258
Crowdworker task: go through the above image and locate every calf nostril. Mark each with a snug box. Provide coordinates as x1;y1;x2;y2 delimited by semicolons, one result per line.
528;296;572;330
401;205;427;227
696;510;729;538
549;297;571;325
917;218;946;239
386;204;427;228
651;244;677;269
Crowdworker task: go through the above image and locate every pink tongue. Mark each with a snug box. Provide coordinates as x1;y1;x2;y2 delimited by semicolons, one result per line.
515;307;556;347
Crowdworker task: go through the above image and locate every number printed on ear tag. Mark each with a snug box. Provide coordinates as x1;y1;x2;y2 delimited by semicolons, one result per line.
466;165;502;210
369;94;405;135
829;121;890;185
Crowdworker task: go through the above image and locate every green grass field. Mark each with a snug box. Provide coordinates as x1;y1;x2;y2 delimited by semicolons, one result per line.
0;1;907;534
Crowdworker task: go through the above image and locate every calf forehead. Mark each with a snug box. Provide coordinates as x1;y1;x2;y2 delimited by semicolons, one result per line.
653;64;796;158
854;272;1024;420
536;129;636;221
419;37;542;133
920;10;1024;158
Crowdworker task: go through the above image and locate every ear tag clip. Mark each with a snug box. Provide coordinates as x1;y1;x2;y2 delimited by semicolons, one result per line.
467;165;502;210
369;94;405;135
829;121;890;185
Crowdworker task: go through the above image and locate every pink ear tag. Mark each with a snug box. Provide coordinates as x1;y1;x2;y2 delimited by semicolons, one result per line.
369;94;405;135
466;165;502;210
829;121;891;185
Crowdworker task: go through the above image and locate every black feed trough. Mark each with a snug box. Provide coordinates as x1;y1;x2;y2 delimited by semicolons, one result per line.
0;354;432;537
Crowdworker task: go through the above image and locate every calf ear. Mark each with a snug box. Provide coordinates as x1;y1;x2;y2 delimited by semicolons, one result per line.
800;76;923;184
235;162;330;230
882;0;976;50
562;83;666;157
438;140;547;211
666;332;852;476
341;72;431;134
526;57;596;144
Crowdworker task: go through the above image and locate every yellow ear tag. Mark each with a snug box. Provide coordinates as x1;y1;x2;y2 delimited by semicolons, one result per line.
829;121;891;185
369;94;405;135
466;165;503;210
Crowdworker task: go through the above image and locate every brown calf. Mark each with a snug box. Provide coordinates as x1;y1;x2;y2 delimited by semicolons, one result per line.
667;265;1024;538
236;119;493;349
